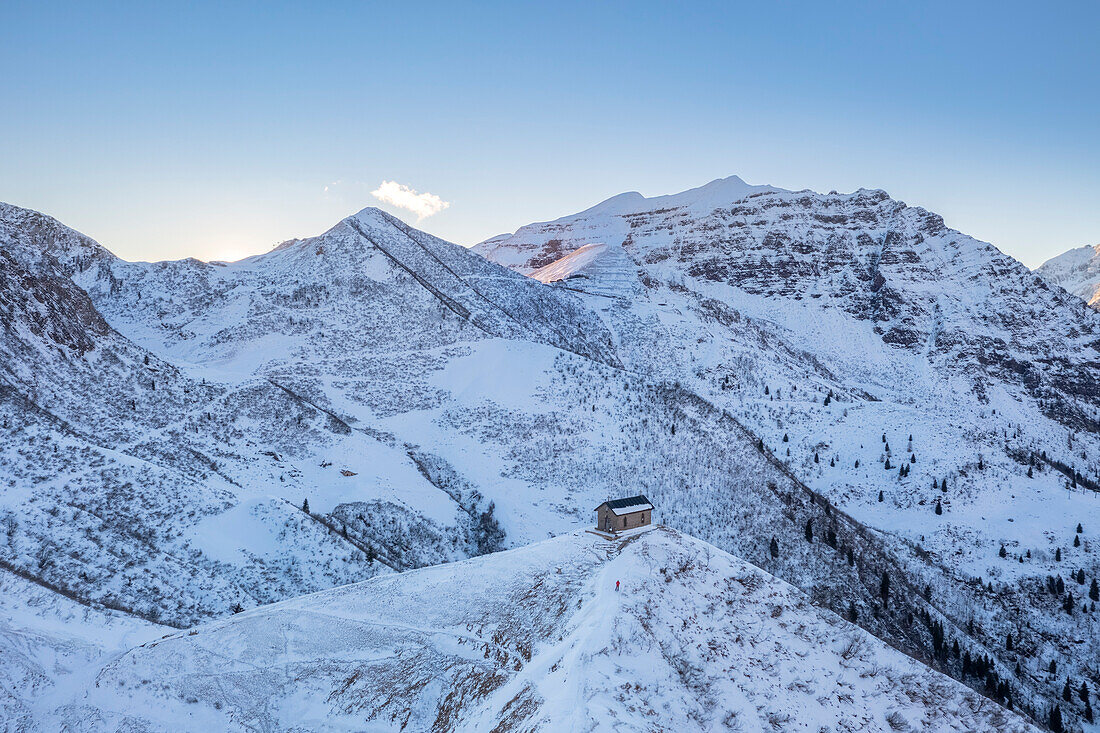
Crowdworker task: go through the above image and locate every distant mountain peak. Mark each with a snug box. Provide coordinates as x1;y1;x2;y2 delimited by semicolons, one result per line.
569;174;782;221
1035;243;1100;305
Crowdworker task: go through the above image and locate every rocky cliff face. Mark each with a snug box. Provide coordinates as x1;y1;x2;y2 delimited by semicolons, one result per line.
477;182;1100;430
0;249;109;358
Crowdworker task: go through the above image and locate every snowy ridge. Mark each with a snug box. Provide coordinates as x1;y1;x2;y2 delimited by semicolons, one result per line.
475;175;782;275
568;174;781;219
29;528;1039;732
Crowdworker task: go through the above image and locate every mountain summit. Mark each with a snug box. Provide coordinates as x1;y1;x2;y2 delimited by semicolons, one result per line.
572;174;781;219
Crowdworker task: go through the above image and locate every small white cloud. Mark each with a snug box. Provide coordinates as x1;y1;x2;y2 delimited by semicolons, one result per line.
370;180;450;220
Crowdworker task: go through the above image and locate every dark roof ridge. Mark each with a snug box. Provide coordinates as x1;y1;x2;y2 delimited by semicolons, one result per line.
598;495;651;510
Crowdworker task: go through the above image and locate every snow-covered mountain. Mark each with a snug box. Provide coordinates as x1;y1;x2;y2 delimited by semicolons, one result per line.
13;527;1041;732
476;176;1100;731
0;203;629;631
2;187;1098;730
1036;244;1100;307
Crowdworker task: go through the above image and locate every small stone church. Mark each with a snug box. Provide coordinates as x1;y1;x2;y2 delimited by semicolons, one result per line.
595;495;653;533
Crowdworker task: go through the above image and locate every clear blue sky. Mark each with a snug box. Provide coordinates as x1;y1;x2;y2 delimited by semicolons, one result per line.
1;1;1097;267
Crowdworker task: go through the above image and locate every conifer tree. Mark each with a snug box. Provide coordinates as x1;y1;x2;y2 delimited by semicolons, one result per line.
1074;534;1081;547
1050;705;1064;733
804;520;813;543
1063;679;1072;702
1050;659;1058;674
848;601;857;622
935;499;942;515
1089;578;1099;602
769;537;779;558
1056;547;1062;562
846;547;854;566
1078;523;1084;533
301;498;310;513
1000;545;1007;558
878;490;884;502
1080;681;1089;703
1006;633;1013;651
880;571;890;606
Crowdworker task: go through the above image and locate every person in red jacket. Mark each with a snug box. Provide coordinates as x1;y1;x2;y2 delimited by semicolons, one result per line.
615;580;620;592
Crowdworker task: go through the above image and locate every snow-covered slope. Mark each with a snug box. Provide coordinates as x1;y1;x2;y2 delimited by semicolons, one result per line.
31;528;1040;732
67;206;618;370
1036;244;1100;306
3;191;1096;730
0;567;164;728
476;177;1100;731
0;234;408;628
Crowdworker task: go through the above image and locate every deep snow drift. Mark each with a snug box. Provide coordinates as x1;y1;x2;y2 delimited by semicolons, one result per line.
29;527;1038;732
